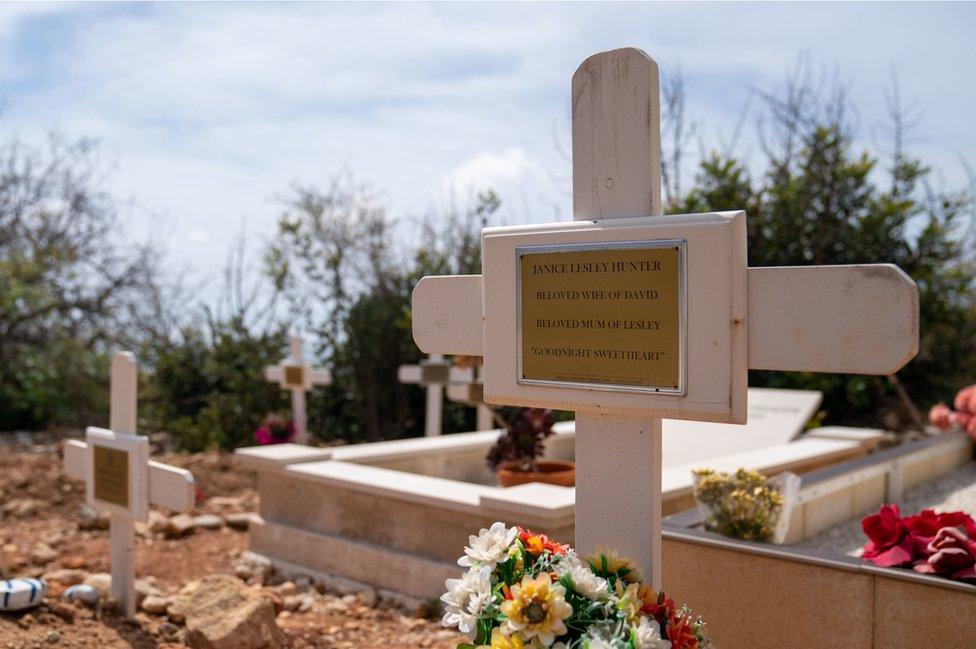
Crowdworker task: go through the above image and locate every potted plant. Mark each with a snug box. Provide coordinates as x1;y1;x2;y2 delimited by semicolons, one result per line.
486;408;575;487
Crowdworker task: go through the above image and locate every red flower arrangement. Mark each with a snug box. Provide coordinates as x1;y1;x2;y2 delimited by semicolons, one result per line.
928;384;976;439
861;504;976;582
253;414;295;445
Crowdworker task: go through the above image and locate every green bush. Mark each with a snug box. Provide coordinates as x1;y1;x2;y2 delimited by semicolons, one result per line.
142;323;289;451
676;96;975;427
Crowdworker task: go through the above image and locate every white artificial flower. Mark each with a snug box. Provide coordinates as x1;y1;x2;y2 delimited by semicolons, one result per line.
441;565;493;639
635;616;672;649
458;522;518;569
587;639;614;649
554;552;609;600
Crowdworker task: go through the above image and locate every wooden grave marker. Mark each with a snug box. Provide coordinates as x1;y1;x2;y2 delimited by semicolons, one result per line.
62;352;195;616
409;47;919;589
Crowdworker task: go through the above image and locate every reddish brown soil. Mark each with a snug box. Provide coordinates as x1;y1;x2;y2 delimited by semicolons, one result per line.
0;442;461;648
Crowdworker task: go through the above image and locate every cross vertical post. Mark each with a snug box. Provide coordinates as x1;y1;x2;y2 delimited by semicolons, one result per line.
265;335;332;445
108;351;138;617
572;48;664;588
424;355;445;436
289;337;309;443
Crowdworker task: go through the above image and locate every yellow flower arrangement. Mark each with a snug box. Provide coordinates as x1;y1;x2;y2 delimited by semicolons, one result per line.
500;574;572;646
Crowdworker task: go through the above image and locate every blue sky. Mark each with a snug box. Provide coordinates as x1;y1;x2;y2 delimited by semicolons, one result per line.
2;2;974;280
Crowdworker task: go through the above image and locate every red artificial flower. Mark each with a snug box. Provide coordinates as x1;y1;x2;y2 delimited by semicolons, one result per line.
666;612;699;649
953;384;976;415
904;509;976;543
638;586;675;622
517;527;569;556
861;504;917;567
928;403;954;431
913;526;976;582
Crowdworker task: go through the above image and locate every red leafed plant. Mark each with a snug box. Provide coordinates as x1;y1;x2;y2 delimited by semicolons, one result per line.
861;504;976;582
253;414;295;445
928;384;976;439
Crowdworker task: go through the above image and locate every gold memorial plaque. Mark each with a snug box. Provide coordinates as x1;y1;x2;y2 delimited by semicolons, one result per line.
283;365;305;388
420;363;451;384
92;444;129;509
518;241;685;394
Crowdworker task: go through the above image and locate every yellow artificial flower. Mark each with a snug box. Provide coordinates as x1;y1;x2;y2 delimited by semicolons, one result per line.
500;574;572;645
482;627;537;649
614;581;642;623
588;547;642;583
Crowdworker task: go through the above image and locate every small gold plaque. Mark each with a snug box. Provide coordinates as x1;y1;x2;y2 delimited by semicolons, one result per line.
93;445;129;509
283;365;305;388
518;241;684;393
419;363;451;384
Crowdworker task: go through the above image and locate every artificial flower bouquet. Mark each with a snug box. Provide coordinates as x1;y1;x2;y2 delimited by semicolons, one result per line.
860;504;976;582
691;468;799;543
441;522;710;649
253;414;295;445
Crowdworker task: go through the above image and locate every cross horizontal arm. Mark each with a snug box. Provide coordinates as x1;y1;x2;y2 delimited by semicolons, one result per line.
397;364;475;385
63;440;196;513
412;264;919;375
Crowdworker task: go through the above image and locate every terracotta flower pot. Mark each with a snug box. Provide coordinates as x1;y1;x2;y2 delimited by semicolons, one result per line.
497;460;576;487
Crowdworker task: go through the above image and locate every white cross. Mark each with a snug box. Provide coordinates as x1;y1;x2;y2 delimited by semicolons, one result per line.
445;365;495;432
63;352;195;616
264;336;331;445
398;356;495;434
409;48;919;589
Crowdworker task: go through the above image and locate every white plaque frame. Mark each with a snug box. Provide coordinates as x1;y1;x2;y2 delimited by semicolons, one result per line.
482;210;748;423
515;239;688;396
85;426;150;522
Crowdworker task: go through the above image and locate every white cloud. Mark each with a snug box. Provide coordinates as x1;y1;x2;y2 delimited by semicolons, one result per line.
1;2;972;285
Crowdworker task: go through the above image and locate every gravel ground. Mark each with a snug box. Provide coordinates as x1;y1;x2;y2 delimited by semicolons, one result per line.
791;462;976;556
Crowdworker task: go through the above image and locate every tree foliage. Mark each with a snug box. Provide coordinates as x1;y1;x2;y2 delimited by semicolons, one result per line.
675;72;976;427
3;64;974;447
267;178;497;443
0;134;156;429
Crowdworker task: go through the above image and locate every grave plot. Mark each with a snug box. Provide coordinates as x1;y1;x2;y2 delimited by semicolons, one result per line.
234;387;885;601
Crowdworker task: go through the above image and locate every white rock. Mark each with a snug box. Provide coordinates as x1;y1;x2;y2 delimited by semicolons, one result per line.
172;574;287;649
77;506;110;531
224;513;257;531
30;543;58;565
43;569;86;586
166;513;196;538
141;594;171;615
194;515;224;531
83;572;112;597
63;584;101;606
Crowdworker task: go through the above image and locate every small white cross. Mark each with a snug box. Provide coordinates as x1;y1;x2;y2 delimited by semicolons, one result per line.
264;336;331;445
63;352;195;616
398;356;494;435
